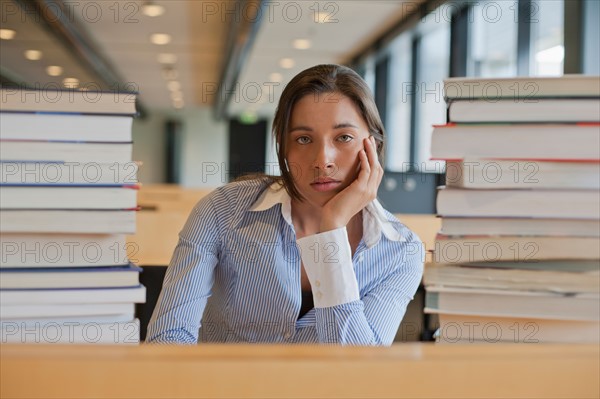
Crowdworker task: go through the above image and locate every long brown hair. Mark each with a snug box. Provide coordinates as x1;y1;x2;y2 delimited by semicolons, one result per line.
272;64;386;202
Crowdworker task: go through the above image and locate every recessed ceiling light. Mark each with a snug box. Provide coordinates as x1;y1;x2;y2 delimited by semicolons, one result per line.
0;29;16;40
279;58;295;69
63;77;79;88
269;72;282;82
167;81;181;91
150;33;171;45
46;66;63;77
157;53;177;64
24;50;43;61
142;2;165;17
293;39;311;50
173;99;184;109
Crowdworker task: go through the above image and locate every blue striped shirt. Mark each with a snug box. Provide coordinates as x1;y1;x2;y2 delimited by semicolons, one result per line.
147;178;424;345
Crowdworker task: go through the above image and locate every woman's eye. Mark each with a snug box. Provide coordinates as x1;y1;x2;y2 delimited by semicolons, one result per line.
296;136;311;144
338;134;353;143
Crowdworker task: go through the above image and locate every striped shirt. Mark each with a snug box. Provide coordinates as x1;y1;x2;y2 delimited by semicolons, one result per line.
146;178;424;345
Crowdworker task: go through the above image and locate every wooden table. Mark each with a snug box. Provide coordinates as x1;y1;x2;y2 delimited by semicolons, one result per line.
1;343;598;398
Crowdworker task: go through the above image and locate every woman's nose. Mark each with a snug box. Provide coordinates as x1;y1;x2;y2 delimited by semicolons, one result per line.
312;143;336;171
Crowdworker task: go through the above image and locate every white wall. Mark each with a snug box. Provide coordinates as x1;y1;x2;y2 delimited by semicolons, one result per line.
176;107;228;188
132;112;167;184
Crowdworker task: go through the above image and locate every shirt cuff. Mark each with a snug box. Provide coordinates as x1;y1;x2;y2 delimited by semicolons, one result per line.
296;227;360;308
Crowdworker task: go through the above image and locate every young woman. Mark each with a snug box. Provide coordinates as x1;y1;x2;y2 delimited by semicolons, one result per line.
147;64;424;345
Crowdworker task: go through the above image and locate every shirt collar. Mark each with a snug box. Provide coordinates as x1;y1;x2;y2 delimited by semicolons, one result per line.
249;182;406;247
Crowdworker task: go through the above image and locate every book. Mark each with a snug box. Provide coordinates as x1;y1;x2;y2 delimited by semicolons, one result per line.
0;285;146;305
436;187;600;219
0;186;138;210
424;286;600;321
0;313;135;324
0;302;135;319
0;113;133;142
436;314;599;344
434;234;600;263
0;88;137;115
431;124;600;160
424;263;599;294
440;217;600;237
448;98;600;123
0;264;142;289
0;141;132;163
462;260;600;273
0;162;139;185
0;210;137;234
445;159;600;189
0;233;131;268
444;75;600;100
0;319;141;344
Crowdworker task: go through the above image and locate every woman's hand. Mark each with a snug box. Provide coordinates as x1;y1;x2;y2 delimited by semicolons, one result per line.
319;135;383;233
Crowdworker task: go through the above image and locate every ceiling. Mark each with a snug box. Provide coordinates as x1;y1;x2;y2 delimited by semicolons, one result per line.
0;0;420;117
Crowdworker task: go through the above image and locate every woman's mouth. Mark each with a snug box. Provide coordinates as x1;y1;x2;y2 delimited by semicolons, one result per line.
310;178;342;192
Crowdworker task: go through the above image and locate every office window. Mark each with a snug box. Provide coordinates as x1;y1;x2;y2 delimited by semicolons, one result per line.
362;57;376;94
414;20;450;173
385;33;412;172
469;0;518;77
531;0;564;76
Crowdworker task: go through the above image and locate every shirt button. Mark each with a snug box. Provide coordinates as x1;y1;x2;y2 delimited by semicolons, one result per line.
315;280;321;287
316;292;323;299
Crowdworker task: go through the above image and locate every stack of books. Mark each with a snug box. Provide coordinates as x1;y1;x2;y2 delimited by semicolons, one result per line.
0;88;145;344
425;75;600;344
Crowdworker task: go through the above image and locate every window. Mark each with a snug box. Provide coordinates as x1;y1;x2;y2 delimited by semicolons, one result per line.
469;0;519;77
414;19;450;173
531;0;564;76
469;1;517;77
385;33;412;172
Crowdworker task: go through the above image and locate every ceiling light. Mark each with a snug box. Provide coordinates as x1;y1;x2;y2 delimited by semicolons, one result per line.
62;78;79;88
173;99;184;109
24;50;43;61
46;66;63;77
157;53;177;64
0;29;16;40
150;33;171;45
279;58;295;69
293;39;311;50
167;81;181;91
269;72;282;82
142;2;165;17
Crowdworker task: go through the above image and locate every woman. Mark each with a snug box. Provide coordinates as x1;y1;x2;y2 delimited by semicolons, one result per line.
147;64;424;345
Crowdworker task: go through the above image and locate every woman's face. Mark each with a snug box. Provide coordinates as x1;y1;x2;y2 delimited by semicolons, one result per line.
286;92;371;207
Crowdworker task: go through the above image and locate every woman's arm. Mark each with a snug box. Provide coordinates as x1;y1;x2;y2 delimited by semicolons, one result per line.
297;226;424;345
145;196;221;344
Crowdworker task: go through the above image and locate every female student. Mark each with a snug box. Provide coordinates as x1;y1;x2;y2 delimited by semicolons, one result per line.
147;64;424;345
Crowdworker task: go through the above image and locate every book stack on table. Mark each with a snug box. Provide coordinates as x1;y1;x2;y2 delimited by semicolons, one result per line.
425;75;600;344
0;88;145;344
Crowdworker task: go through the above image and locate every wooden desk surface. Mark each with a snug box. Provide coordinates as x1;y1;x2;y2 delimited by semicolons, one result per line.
1;343;598;398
